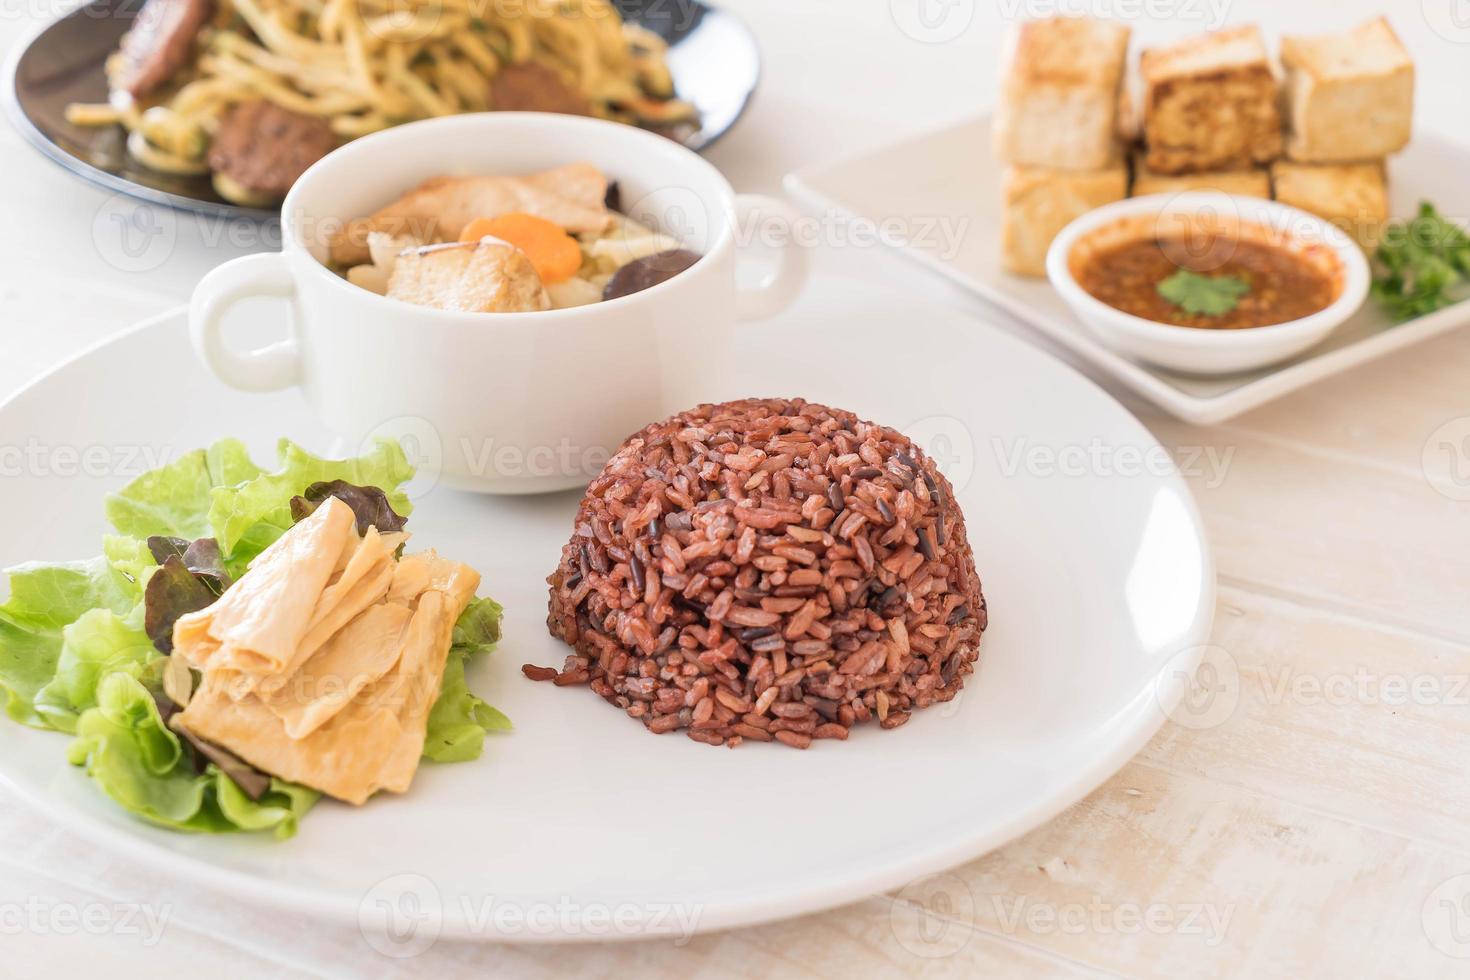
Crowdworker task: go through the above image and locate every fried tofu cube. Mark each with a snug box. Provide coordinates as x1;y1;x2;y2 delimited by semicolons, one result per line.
1140;25;1282;174
1281;17;1414;163
387;240;550;313
1271;160;1389;248
1116;76;1144;145
1001;164;1128;277
992;16;1131;171
1131;152;1270;198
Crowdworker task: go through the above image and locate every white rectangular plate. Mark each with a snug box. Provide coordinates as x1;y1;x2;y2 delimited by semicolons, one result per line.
787;116;1470;424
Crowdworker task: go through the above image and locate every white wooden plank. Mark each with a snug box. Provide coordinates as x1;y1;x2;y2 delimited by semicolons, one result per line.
1144;413;1470;641
1218;327;1470;477
1141;588;1470;853
916;763;1469;979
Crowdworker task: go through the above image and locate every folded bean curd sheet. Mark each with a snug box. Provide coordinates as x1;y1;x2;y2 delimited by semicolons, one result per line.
174;497;480;804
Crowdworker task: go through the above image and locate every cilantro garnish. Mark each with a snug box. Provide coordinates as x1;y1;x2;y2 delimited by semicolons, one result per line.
1372;202;1470;322
1157;269;1250;317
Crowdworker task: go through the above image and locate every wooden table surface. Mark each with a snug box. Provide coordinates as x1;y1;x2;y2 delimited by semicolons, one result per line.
2;1;1468;976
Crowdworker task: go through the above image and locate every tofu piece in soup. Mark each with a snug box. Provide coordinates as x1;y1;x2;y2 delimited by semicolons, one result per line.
387;241;551;313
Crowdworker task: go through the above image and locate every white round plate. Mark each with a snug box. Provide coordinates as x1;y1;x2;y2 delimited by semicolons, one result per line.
0;274;1213;944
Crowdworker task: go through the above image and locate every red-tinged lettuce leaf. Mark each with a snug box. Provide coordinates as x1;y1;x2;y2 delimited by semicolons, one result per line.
151;691;271;800
146;536;231;595
143;556;220;654
289;480;409;535
166;714;270;800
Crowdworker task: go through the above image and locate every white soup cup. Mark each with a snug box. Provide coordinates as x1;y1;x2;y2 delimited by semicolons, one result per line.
190;112;808;494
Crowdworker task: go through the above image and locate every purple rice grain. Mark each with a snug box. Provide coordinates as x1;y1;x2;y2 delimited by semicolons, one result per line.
534;398;987;747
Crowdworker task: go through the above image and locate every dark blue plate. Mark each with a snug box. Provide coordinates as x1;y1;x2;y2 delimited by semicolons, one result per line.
3;0;759;221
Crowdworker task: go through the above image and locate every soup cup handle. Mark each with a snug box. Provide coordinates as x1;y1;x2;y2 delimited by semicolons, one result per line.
733;194;809;321
189;253;302;393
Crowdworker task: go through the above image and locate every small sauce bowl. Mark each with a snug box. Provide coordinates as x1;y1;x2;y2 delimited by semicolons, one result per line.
1046;192;1370;375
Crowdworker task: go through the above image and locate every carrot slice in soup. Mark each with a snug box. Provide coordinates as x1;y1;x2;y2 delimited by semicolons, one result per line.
461;213;583;284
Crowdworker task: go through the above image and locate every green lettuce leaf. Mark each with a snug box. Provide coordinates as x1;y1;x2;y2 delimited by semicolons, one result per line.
424;597;510;763
3;435;501;839
214;771;319;835
0;553;148;727
66;673;316;839
104;536;158;583
33;607;157;733
103;437;413;577
105;439;262;541
207;439;414;564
